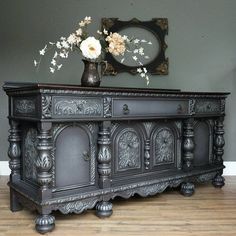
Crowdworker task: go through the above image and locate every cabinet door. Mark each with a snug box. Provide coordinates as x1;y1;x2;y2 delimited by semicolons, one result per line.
111;123;143;178
194;120;213;166
55;125;94;189
149;123;178;171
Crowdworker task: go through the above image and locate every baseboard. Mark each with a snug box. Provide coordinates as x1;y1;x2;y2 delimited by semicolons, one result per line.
0;161;236;176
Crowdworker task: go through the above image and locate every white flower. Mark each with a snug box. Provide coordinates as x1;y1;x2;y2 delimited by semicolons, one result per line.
133;49;139;54
76;28;82;36
139;47;144;55
51;59;56;66
97;30;102;35
67;33;81;45
79;21;85;27
80;36;101;60
137;68;142;73
132;56;138;61
60;37;66;41
84;16;92;24
140;73;145;78
122;35;128;40
143;67;147;73
61;40;70;49
133;39;140;44
56;42;62;49
59;52;66;58
50;67;55;73
148;41;152;45
141;39;147;42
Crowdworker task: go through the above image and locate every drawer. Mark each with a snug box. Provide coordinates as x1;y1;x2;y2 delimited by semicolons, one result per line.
112;98;189;117
195;100;221;114
52;96;103;118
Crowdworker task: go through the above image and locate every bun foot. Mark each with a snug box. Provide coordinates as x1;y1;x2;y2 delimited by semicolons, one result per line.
35;214;55;234
180;182;195;197
95;201;113;218
212;174;225;188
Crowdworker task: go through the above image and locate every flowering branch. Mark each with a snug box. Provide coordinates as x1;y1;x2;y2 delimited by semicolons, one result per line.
34;16;151;85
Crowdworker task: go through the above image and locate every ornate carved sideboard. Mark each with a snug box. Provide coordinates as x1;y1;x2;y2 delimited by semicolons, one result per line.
3;82;229;234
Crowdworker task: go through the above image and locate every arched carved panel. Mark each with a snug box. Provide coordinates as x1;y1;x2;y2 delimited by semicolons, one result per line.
24;128;38;181
115;128;141;172
152;127;175;165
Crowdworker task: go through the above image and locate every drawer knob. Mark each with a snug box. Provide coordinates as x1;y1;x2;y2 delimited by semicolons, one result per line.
123;104;130;115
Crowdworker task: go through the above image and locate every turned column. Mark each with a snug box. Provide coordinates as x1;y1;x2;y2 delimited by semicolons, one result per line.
182;118;195;171
96;121;112;218
212;117;225;188
181;118;195;196
35;122;55;234
97;121;112;188
8;119;22;211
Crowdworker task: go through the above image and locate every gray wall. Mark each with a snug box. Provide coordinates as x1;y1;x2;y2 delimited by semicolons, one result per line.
0;0;236;161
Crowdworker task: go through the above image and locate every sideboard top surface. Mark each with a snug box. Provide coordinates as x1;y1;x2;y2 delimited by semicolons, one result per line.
3;82;230;97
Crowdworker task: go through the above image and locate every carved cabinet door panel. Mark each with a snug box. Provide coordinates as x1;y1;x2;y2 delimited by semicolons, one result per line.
149;123;179;172
54;125;95;190
111;123;143;179
194;120;213;166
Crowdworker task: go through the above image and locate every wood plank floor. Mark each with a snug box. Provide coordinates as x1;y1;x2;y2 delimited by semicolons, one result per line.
0;176;236;236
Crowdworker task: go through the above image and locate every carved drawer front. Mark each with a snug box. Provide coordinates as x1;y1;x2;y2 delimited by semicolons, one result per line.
52;96;103;118
195;100;221;114
112;98;189;117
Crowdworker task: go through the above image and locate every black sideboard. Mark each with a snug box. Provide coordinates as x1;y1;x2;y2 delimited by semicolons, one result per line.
3;82;229;234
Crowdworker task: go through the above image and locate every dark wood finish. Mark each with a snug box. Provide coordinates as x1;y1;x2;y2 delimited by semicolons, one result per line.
3;82;229;234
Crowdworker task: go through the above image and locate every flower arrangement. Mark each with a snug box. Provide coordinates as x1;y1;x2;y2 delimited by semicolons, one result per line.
34;16;152;85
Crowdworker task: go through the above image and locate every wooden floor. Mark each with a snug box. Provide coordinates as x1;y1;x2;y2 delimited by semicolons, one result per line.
0;177;236;236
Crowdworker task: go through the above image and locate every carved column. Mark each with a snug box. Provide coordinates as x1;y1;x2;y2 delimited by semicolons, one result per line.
36;123;53;196
97;121;112;188
212;117;225;188
8;120;21;180
144;139;151;170
8;120;22;211
214;117;225;164
183;118;195;171
96;121;113;218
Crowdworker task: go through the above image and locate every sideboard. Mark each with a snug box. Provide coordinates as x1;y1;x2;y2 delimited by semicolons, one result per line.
3;82;229;234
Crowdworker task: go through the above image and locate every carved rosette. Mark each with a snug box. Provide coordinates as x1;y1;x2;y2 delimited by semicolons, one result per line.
153;128;174;165
117;130;140;170
214;117;225;164
36;125;53;188
97;122;111;188
8;120;21;177
183;118;195;171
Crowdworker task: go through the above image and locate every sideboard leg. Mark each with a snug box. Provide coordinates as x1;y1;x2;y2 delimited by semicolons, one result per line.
95;201;113;218
212;174;225;188
35;214;55;234
10;188;23;212
180;182;195;197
